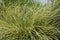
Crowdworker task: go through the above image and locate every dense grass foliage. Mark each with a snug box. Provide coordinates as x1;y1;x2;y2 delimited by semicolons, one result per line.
0;0;60;40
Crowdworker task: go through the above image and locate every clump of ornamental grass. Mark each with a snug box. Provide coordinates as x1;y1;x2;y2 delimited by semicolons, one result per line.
0;0;60;40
